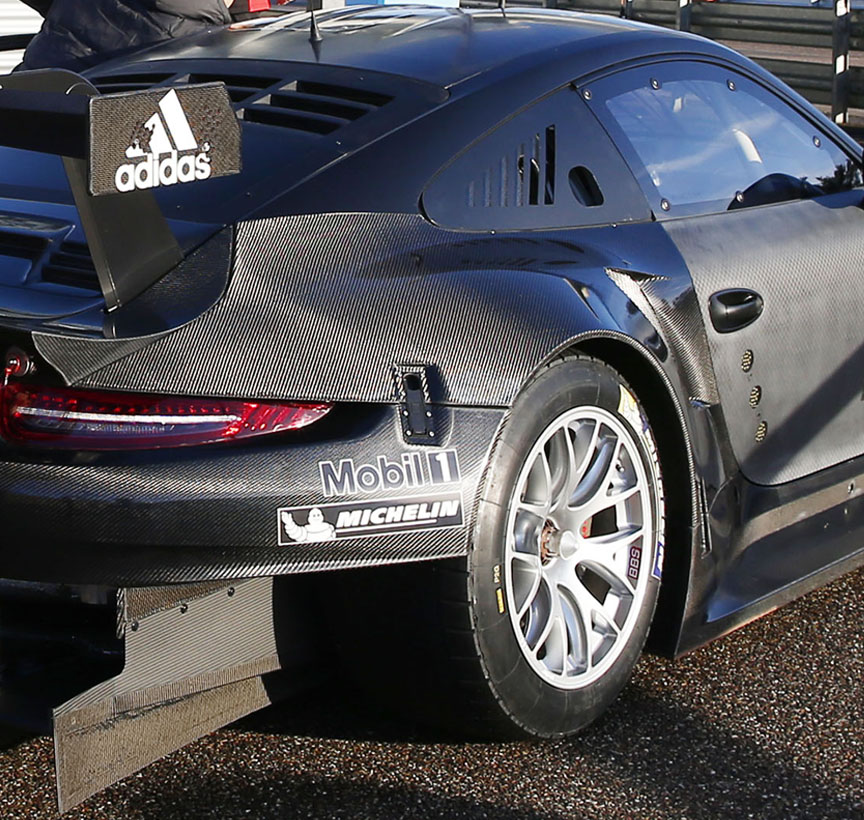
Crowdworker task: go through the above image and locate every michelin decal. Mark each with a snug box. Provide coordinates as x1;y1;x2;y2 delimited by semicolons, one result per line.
278;450;463;546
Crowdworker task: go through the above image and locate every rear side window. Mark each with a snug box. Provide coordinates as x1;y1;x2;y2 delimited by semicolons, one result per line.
586;62;862;217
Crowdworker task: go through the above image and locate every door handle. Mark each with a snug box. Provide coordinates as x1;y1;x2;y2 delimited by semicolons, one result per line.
708;289;764;333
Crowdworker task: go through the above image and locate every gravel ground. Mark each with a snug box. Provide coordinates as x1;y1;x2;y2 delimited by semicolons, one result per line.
1;568;862;820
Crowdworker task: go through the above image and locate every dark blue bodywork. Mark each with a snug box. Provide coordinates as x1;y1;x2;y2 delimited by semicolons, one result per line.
0;5;862;668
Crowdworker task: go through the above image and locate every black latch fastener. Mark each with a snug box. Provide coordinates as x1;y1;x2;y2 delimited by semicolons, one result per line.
394;364;436;444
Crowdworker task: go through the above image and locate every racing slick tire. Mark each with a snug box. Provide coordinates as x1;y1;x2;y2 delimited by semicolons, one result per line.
327;357;665;739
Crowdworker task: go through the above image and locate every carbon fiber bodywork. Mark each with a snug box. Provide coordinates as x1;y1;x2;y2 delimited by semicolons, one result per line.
3;6;864;810
0;405;504;585
667;192;864;485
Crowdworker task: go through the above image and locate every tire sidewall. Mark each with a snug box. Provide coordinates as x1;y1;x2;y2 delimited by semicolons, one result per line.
469;358;664;737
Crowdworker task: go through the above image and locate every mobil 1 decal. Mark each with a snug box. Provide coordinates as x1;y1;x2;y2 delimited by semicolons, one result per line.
318;449;460;497
277;449;463;545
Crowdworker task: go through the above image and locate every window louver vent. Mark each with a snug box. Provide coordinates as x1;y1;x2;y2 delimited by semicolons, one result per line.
468;125;556;208
41;242;100;291
90;71;394;136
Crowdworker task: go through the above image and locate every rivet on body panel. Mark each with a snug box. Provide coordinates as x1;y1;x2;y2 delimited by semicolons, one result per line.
755;420;768;442
741;350;754;372
749;385;762;407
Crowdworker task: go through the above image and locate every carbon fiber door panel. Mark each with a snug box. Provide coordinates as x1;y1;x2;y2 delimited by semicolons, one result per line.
665;193;864;485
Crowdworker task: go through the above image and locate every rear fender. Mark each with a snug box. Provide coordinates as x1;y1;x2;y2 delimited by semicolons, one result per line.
30;215;680;409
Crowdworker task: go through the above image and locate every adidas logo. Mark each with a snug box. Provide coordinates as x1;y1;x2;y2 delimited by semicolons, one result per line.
114;89;212;193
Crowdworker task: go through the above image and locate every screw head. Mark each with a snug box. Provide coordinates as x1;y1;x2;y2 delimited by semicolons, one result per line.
582;88;592;100
727;79;736;91
660;198;671;212
650;78;661;90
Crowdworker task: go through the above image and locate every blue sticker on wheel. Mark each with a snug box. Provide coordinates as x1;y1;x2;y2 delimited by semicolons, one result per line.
652;540;664;580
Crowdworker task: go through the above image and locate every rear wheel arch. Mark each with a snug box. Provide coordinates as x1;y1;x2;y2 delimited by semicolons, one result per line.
321;336;698;738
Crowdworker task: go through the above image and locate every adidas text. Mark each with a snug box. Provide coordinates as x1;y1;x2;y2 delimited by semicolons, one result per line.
115;151;211;192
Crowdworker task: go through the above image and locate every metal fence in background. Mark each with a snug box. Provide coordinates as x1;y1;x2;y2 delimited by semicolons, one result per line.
0;1;861;126
473;0;864;127
0;1;40;73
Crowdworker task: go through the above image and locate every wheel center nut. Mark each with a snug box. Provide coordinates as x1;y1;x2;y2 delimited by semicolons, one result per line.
558;530;578;560
540;523;579;563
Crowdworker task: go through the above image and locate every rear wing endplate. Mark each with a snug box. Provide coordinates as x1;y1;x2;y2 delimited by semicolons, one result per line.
0;69;241;310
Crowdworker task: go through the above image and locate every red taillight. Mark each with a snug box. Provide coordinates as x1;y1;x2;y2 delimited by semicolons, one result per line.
0;383;332;450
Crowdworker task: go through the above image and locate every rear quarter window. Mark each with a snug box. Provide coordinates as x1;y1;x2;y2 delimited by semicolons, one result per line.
422;86;651;231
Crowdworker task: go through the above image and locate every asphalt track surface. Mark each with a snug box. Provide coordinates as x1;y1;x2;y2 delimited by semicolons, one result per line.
0;568;862;820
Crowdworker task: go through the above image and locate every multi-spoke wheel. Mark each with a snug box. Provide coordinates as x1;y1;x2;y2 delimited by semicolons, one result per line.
506;407;654;689
326;357;664;739
465;356;665;737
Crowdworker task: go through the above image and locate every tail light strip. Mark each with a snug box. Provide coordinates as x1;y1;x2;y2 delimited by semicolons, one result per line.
0;377;332;450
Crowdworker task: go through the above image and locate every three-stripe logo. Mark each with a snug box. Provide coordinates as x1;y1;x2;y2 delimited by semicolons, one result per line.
115;89;213;193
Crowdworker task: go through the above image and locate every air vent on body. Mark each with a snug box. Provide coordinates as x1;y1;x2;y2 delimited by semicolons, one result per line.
92;73;176;94
0;232;48;288
41;242;100;292
243;80;393;134
0;232;48;261
89;69;394;136
187;72;281;103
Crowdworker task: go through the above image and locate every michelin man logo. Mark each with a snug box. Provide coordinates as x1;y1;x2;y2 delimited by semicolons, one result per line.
114;89;212;193
279;508;337;543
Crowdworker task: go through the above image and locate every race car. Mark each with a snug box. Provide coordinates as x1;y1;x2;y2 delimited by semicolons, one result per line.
1;3;863;811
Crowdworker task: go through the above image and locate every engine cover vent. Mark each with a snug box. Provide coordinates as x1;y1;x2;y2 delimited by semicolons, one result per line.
41;242;100;292
90;70;393;136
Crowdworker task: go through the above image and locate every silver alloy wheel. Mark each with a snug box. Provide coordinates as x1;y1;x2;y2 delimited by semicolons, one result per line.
504;405;656;689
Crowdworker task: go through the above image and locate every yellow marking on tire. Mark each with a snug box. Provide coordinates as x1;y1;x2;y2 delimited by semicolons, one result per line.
496;588;506;614
618;385;642;433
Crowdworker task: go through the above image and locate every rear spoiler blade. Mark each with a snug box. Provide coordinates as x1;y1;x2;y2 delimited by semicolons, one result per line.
0;69;241;311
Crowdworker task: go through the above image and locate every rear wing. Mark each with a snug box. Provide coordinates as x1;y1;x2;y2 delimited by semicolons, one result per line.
0;69;241;310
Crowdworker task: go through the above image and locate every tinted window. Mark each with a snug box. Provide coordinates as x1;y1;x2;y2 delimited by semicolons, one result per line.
592;64;861;216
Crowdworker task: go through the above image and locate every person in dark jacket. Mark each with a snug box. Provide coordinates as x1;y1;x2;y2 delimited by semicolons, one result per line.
20;0;235;72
